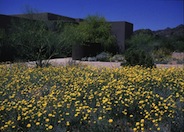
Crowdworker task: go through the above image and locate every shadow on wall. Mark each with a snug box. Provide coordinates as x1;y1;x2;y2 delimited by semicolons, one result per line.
72;43;102;60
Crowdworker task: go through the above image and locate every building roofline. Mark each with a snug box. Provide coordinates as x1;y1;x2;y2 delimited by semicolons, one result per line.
109;21;133;24
11;12;82;21
4;12;132;24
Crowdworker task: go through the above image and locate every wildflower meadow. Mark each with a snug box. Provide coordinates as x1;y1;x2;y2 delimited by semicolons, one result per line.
0;64;183;132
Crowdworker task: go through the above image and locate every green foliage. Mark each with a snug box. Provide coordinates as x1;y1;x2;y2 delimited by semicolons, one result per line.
159;36;184;52
0;28;6;53
110;54;126;62
152;48;172;64
96;52;112;62
0;28;6;41
126;30;184;64
125;49;155;68
59;23;78;56
61;15;116;52
151;35;184;63
174;40;184;52
126;33;155;52
9;19;60;67
0;28;15;62
0;29;5;61
79;15;116;50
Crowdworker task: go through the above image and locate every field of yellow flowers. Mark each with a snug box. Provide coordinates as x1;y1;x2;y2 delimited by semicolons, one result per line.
0;64;184;132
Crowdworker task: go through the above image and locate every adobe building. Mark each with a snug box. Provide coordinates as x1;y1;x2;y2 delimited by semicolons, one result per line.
0;14;25;31
0;12;133;60
110;21;133;52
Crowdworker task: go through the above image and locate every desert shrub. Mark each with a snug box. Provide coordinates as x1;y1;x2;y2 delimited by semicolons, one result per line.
152;48;172;64
81;57;88;61
96;52;112;62
110;54;126;62
125;49;155;68
81;57;97;61
61;15;117;53
9;19;61;67
87;57;97;61
125;33;156;52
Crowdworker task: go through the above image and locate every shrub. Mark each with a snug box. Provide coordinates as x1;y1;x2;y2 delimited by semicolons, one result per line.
110;54;126;62
96;52;111;62
87;57;97;61
125;49;155;68
152;48;172;64
9;19;61;67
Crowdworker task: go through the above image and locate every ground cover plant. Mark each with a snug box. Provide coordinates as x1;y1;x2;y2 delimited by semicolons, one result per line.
0;64;183;132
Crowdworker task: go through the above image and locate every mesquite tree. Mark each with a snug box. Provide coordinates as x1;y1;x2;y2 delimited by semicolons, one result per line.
10;19;60;67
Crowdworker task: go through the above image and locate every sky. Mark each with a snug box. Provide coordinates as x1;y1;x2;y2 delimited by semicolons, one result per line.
0;0;183;31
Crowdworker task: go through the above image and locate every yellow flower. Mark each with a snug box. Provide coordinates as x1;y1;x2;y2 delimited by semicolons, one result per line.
36;122;40;125
26;123;31;128
155;123;158;127
58;104;62;107
37;112;42;117
4;124;8;128
133;128;137;131
48;125;53;129
45;118;50;122
136;122;140;126
145;115;148;119
98;117;102;120
17;115;21;121
108;119;113;123
83;116;87;120
1;106;5;111
141;123;144;127
48;113;53;117
66;121;70;126
27;104;32;108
